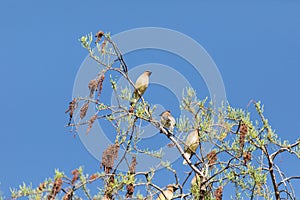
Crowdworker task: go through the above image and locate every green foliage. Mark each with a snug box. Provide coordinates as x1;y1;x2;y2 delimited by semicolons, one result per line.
9;31;300;200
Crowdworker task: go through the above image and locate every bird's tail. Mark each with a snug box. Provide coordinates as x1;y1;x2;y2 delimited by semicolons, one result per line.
182;153;191;165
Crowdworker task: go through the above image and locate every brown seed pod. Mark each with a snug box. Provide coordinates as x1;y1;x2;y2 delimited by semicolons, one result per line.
47;178;62;200
95;30;105;43
167;142;175;148
240;123;248;135
53;178;62;194
101;40;107;54
89;173;99;181
37;182;46;192
126;183;134;198
97;74;105;98
65;99;77;125
100;143;120;174
88;79;98;98
80;102;89;119
239;123;248;151
239;133;245;150
214;186;223;200
86;114;98;135
243;151;252;165
129;156;137;174
207;150;217;168
62;191;73;200
71;169;79;185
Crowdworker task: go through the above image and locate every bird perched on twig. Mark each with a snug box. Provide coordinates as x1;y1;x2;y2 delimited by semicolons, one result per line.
191;174;208;199
156;185;178;200
183;130;200;165
160;110;176;133
130;71;152;107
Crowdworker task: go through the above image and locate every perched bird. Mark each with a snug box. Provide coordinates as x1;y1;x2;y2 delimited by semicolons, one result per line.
191;174;201;187
191;174;207;199
160;110;176;133
130;71;152;107
156;185;178;200
183;130;200;165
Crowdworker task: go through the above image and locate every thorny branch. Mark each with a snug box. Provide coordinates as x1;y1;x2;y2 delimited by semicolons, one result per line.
11;30;300;200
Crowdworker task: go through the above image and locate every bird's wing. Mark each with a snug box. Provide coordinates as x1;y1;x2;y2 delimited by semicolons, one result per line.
184;131;199;152
169;116;176;125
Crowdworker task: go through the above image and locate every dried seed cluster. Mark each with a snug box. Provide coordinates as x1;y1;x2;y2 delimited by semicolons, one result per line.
243;151;252;165
97;74;105;98
89;79;98;98
47;178;62;200
214;186;223;200
239;123;248;150
62;191;73;200
129;156;137;174
65;99;77;125
89;173;99;181
71;169;79;185
126;183;134;198
80;102;89;119
37;182;46;192
86;114;98;135
207;150;217;167
101;143;120;174
95;30;104;43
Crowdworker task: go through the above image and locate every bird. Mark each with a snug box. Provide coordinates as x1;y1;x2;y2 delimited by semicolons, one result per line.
156;185;178;200
183;130;200;165
160;110;176;133
130;71;152;107
191;174;200;186
191;174;206;199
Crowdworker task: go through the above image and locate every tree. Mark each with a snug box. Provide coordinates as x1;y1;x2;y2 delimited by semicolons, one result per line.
10;30;300;200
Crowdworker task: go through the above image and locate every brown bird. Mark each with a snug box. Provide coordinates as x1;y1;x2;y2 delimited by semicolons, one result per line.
160;110;176;133
156;185;178;200
183;130;200;165
130;71;152;107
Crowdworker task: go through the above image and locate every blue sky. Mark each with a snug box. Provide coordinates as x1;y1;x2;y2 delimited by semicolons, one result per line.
0;0;300;198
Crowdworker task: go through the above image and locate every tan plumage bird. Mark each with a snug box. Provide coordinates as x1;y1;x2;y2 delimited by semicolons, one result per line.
130;71;152;107
191;174;200;186
183;130;200;165
160;110;176;133
101;195;110;200
191;174;206;199
156;185;178;200
191;174;200;197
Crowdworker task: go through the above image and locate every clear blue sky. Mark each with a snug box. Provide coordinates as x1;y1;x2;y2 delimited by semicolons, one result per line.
0;0;299;198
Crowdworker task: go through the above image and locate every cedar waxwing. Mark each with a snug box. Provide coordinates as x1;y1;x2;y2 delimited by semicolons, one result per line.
183;130;200;165
191;174;200;186
101;196;110;200
130;71;152;107
160;110;176;133
156;185;178;200
191;174;206;199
